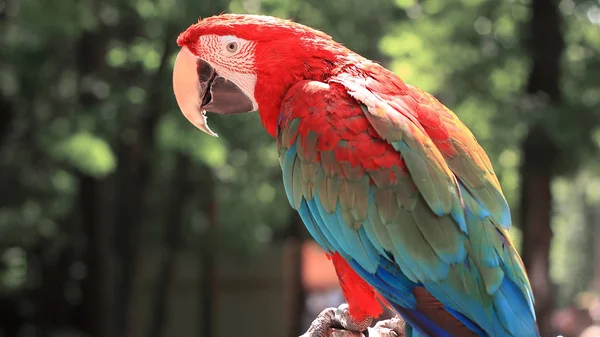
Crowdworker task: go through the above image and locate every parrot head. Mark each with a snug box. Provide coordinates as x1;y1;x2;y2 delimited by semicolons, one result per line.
173;14;348;136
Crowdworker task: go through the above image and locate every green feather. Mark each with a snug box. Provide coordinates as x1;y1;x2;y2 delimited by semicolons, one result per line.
446;254;494;310
399;141;454;215
282;118;300;148
341;162;363;181
374;188;398;224
316;168;340;213
297;131;319;161
321;150;343;176
386;207;448;282
339;176;369;228
366;201;396;253
291;155;303;209
412;198;467;265
370;168;395;188
300;160;318;200
394;178;419;212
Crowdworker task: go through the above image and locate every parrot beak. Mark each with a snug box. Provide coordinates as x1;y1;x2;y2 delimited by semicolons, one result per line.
173;47;254;137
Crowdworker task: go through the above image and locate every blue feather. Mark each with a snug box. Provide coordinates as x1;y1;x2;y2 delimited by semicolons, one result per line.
298;199;332;250
281;138;538;337
443;306;487;336
493;277;539;337
281;143;298;207
390;305;457;337
306;198;345;252
349;258;416;308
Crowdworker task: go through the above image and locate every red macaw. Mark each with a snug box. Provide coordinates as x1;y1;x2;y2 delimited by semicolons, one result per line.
172;14;539;337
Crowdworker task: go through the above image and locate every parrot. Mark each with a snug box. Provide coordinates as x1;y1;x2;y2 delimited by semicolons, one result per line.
172;14;540;337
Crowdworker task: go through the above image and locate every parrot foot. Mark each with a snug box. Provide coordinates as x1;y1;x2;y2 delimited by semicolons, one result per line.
300;304;372;337
334;303;374;332
300;304;405;337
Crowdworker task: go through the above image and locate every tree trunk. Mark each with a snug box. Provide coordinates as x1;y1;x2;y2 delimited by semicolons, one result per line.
520;127;558;336
520;0;564;335
199;168;218;337
589;203;600;294
113;27;175;337
79;174;112;337
285;214;306;337
77;27;113;337
0;96;13;143
146;154;193;337
113;110;156;337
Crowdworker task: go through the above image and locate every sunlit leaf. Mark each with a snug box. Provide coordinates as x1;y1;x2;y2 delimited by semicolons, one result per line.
53;132;117;178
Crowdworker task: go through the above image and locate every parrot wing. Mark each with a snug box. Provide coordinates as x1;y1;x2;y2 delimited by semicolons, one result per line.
276;68;538;337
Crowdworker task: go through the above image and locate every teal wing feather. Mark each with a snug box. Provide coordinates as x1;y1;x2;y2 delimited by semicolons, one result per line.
277;74;538;337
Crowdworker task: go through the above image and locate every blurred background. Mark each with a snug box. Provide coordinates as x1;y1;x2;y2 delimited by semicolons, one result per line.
0;0;599;336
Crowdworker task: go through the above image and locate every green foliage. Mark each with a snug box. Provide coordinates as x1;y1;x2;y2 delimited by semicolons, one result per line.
52;132;117;178
551;174;596;306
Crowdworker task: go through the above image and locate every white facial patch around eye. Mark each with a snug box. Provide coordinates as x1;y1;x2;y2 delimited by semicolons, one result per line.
197;35;259;111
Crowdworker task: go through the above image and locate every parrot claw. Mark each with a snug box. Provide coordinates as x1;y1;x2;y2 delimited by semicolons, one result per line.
300;304;371;337
300;304;404;337
369;317;405;337
300;303;404;337
334;304;374;332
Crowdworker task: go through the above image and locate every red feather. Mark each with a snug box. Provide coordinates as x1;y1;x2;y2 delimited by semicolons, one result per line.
328;252;387;321
278;81;408;176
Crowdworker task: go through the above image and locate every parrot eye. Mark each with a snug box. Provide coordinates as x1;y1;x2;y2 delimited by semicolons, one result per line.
226;41;239;53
